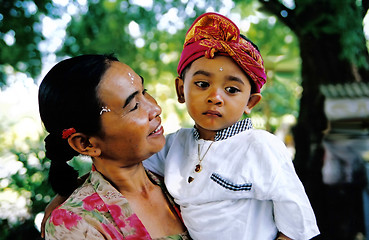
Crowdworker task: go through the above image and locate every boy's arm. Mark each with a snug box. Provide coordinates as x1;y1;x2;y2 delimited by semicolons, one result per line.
269;145;319;239
253;131;318;239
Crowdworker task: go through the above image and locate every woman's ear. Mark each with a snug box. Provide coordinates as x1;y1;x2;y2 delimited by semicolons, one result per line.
68;133;101;157
175;77;185;103
244;94;262;115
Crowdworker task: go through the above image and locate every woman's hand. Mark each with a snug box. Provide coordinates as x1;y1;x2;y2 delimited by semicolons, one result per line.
276;232;292;240
40;194;68;238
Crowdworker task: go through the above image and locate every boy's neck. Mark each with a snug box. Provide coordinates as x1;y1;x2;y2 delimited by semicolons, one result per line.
194;124;217;141
194;119;252;141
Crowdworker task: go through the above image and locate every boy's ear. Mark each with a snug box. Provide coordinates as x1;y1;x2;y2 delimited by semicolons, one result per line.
175;77;185;103
244;94;261;115
68;133;101;157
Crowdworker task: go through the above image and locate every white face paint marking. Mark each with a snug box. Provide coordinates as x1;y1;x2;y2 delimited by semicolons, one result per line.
100;106;111;115
128;72;135;84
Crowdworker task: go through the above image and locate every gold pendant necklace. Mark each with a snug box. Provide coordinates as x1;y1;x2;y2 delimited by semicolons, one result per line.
195;142;214;172
188;142;214;183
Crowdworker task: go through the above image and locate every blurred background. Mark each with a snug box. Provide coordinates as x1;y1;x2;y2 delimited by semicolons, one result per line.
1;0;369;239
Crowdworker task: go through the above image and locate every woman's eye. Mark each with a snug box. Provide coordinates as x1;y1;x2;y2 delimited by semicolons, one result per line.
130;102;139;112
129;89;147;112
225;87;240;94
195;81;209;88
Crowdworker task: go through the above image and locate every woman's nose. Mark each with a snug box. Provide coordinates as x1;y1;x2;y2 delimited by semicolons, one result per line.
207;89;224;106
146;94;162;120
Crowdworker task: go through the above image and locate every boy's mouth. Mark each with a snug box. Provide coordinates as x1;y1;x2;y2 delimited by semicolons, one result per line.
203;110;222;117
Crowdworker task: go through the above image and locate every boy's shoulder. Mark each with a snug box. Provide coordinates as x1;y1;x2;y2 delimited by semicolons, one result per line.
163;127;195;148
243;129;292;160
166;127;194;139
166;127;283;146
235;129;289;153
239;128;279;142
177;127;194;133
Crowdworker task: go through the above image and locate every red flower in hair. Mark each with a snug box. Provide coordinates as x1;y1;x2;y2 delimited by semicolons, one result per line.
62;128;76;139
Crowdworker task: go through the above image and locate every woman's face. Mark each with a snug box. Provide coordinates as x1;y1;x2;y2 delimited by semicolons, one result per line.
95;61;165;166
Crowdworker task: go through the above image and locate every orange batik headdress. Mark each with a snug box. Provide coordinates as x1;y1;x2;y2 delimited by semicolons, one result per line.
177;12;267;94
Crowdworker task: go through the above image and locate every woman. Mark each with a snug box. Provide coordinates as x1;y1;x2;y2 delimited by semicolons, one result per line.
38;54;189;239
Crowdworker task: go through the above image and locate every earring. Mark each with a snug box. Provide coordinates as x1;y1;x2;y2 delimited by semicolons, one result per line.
178;95;185;103
219;67;224;71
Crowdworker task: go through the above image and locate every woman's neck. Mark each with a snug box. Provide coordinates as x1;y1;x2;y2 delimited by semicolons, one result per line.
93;161;155;195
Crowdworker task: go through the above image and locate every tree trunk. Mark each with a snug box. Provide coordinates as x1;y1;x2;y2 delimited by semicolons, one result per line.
259;0;369;238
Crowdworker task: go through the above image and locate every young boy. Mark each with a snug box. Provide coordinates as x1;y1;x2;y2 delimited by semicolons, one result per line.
143;12;319;240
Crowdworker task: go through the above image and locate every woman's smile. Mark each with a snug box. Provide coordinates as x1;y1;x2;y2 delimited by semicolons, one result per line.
149;124;164;136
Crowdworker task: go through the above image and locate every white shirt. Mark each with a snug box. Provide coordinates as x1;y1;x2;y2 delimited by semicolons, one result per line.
144;122;319;240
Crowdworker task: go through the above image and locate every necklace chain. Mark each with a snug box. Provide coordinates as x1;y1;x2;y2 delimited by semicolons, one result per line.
188;142;214;183
196;142;214;172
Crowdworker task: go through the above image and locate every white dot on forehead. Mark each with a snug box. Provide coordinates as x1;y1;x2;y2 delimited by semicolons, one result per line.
127;72;134;79
127;72;135;83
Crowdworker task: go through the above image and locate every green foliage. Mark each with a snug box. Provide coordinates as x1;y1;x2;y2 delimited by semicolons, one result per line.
295;0;369;69
236;2;301;131
8;136;53;214
0;132;53;240
0;0;72;86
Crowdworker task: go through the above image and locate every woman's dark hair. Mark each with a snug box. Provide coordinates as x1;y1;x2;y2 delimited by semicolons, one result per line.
38;54;119;196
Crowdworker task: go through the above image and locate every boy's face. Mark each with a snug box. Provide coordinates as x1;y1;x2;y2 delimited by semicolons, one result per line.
176;55;260;140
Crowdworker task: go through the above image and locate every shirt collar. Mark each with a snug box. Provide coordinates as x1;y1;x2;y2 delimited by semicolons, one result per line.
193;118;253;141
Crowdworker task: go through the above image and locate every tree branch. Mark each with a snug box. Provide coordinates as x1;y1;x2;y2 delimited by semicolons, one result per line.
258;0;297;31
362;0;369;19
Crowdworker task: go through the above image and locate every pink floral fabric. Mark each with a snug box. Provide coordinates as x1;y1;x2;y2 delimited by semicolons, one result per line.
49;209;82;230
45;168;190;240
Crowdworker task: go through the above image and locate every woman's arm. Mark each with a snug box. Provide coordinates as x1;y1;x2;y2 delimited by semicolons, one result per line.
276;232;292;240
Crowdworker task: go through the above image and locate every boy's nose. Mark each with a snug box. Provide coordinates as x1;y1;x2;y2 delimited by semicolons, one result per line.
207;89;224;106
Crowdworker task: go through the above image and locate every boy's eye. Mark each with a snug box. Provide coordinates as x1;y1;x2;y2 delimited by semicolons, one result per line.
195;81;209;88
225;86;240;94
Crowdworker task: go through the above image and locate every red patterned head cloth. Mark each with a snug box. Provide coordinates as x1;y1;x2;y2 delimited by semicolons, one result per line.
177;12;267;94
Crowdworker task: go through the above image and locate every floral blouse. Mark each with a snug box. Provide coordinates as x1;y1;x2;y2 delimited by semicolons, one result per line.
45;166;191;240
